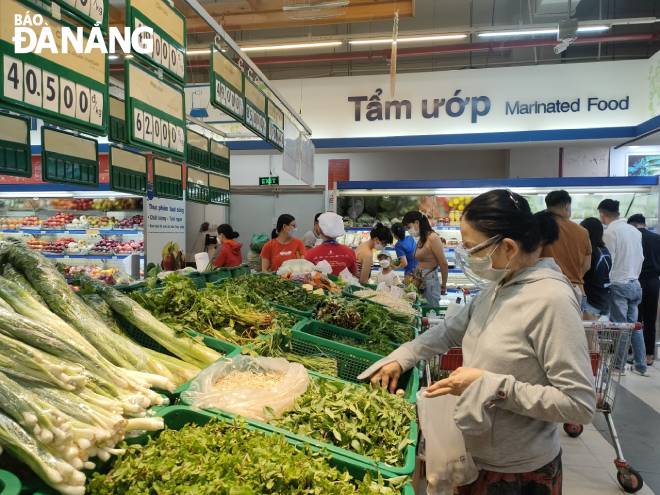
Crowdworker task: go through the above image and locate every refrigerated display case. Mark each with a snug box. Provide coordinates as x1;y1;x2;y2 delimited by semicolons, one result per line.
0;194;145;285
336;177;660;288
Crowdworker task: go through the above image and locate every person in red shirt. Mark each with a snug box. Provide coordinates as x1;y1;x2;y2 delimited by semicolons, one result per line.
213;224;243;268
260;214;306;272
305;212;357;276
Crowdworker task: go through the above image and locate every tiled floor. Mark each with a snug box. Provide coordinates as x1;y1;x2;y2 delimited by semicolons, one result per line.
563;365;660;494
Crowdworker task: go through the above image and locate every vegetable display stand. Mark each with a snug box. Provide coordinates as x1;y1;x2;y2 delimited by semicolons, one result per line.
0;470;20;495
137;406;414;490
291;319;419;399
269;302;314;319
177;370;418;478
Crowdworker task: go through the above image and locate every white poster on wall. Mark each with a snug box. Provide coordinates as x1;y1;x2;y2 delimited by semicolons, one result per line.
273;59;652;139
144;197;186;267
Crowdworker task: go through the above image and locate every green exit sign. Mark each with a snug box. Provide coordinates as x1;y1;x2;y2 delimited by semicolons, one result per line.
259;176;279;186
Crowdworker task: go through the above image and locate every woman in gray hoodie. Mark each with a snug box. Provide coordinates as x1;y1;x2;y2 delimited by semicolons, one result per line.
360;189;596;495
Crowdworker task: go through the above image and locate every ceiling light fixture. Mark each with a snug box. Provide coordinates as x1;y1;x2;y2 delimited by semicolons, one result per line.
478;28;559;38
349;34;468;45
479;25;610;38
186;48;212;55
241;41;342;52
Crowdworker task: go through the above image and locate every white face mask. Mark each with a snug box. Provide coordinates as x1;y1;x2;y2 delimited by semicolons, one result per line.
379;259;391;269
454;235;511;287
374;242;384;251
407;226;419;237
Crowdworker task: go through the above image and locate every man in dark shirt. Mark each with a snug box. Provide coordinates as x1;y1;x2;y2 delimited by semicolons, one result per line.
628;214;660;365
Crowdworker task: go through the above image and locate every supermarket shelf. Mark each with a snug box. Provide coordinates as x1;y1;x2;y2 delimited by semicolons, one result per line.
41;253;144;260
0;228;143;235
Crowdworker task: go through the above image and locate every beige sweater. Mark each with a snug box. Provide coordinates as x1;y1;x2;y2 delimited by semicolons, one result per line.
361;258;596;473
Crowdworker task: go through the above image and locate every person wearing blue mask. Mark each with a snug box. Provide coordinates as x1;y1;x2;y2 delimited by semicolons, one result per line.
360;189;595;495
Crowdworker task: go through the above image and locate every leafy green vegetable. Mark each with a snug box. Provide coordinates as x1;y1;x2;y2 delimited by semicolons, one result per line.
315;298;414;348
274;377;415;466
88;419;404;495
225;274;324;311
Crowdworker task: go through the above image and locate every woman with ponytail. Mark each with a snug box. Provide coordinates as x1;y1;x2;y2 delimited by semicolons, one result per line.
260;214;305;272
402;211;449;306
361;190;595;495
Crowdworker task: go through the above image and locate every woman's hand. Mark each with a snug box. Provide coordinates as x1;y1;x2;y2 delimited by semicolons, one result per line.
424;367;484;397
369;361;402;394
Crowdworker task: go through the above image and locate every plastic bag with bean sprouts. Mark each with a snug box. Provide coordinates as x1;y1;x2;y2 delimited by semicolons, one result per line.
181;356;309;421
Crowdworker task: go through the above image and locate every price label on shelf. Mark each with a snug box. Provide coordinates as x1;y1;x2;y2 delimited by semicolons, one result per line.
127;0;186;82
0;0;108;135
125;61;186;158
210;47;245;121
53;0;107;29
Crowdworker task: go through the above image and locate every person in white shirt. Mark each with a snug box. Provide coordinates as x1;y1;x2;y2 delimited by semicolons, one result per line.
302;212;323;249
374;252;401;287
598;199;648;376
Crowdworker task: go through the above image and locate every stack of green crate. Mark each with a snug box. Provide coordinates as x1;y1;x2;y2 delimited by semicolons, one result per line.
0;471;19;495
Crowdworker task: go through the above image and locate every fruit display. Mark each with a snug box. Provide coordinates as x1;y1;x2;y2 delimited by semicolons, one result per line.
116;215;144;229
0;216;40;230
91;239;119;254
26;238;47;251
86;216;117;229
42;213;75;229
114;240;144;255
63;265;120;285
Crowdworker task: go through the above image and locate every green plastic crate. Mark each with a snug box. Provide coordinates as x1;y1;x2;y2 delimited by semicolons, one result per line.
290;320;419;402
422;305;448;317
202;269;230;284
178;369;418;478
230;264;251;277
0;471;19;495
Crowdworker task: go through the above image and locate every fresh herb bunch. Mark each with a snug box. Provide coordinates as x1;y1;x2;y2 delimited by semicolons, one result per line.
315;298;415;346
225;274;325;311
274;377;415;466
88;419;404;495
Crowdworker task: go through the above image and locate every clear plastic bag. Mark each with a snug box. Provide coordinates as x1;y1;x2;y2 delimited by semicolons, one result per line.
417;390;478;495
181;356;309;421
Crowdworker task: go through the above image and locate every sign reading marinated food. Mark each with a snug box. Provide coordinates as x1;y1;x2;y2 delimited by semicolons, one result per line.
109;145;147;195
153;157;183;199
186;128;209;168
244;79;267;140
126;0;186;82
0;0;107;134
267;99;284;151
125;61;185;158
54;0;107;29
0;112;30;177
209;139;229;175
210;47;244;121
41;127;98;186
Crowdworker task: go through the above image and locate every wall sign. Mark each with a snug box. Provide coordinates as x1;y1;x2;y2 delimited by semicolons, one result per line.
244;79;267;140
186;166;209;203
109;145;147;195
267;99;284;151
272;59;651;140
0;0;107;135
126;0;186;82
153;157;182;199
41;127;98;186
210;47;244;122
209;139;229;175
125;61;185;158
186;128;209;169
209;172;230;205
0;113;30;177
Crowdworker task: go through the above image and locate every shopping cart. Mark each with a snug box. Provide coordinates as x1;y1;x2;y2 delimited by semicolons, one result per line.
430;321;643;493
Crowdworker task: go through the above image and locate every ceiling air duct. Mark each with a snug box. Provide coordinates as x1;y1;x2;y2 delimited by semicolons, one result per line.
282;0;350;20
533;0;582;18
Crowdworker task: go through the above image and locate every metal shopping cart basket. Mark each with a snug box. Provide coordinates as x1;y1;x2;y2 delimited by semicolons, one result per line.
431;321;643;493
